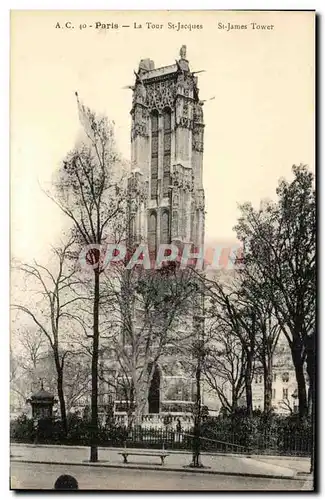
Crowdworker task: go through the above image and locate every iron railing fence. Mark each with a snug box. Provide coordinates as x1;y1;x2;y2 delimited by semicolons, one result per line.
110;427;311;456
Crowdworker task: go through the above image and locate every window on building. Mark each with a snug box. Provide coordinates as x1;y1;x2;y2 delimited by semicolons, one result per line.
163;108;171;197
283;388;288;399
148;211;157;257
160;210;170;245
259;375;262;384
273;373;277;382
151;111;159;199
282;372;289;383
272;389;276;399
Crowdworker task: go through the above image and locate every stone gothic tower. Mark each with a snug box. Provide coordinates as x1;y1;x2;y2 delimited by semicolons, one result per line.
128;46;205;255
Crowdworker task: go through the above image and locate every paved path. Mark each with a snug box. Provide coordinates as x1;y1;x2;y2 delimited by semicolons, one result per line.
251;456;311;474
10;462;313;491
11;443;311;481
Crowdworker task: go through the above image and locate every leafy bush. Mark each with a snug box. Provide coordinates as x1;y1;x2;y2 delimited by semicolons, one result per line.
10;414;35;442
10;410;311;455
200;410;312;455
37;417;65;443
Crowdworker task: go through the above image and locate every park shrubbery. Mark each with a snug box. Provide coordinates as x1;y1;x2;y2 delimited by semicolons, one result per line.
10;414;35;442
200;408;312;455
10;409;312;455
10;411;128;446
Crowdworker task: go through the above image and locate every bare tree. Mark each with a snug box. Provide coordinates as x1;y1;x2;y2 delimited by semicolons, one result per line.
101;263;196;429
10;348;30;412
12;237;84;435
16;327;46;372
203;272;256;415
50;95;126;461
10;327;47;414
203;323;246;414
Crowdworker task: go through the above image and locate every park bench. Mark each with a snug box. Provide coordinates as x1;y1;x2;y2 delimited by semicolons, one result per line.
118;449;169;465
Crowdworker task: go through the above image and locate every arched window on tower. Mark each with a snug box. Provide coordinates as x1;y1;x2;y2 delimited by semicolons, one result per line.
160;210;170;245
163;108;171;197
148;211;157;258
151;111;159;199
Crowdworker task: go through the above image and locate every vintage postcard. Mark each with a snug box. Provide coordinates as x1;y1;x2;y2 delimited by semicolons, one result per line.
10;10;315;491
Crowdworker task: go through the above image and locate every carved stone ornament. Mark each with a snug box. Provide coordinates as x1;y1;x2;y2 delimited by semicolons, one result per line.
133;81;147;104
131;121;148;139
177;73;193;96
143;180;149;200
171;165;194;192
183;170;194;192
193;129;204;152
196;189;205;210
146;80;176;111
177;116;194;130
142;107;149;120
171;165;182;187
193;138;204;152
193;101;204;123
173;190;179;207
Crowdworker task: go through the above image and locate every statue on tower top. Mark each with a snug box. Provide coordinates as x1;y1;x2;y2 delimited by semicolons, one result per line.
179;45;187;60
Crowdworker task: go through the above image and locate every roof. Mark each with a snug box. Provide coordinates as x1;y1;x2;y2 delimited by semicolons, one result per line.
31;388;55;401
141;64;178;81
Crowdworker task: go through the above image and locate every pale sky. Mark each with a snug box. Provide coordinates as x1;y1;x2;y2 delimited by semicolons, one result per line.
11;10;315;263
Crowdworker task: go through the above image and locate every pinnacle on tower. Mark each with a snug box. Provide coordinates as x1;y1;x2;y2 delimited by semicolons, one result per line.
178;45;189;72
179;45;187;60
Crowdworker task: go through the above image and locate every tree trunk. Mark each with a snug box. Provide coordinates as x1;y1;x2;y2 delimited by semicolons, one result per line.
133;382;148;429
245;353;253;416
90;268;100;462
53;350;68;437
305;332;315;473
191;359;202;467
126;407;134;433
307;386;312;415
57;367;68;436
291;345;308;419
310;381;315;474
263;355;273;413
126;383;135;433
231;389;238;413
